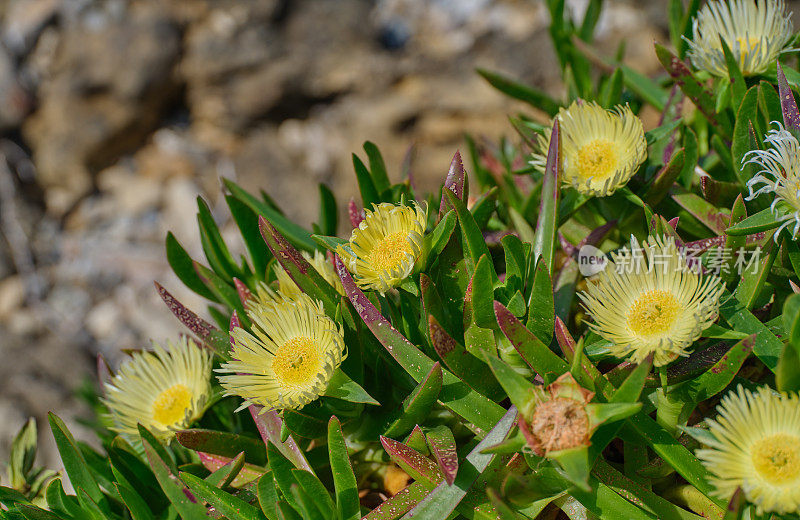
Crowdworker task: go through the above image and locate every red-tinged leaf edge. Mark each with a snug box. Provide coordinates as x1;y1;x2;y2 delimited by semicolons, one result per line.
348;198;364;228
155;281;215;340
249;405;313;473
777;61;800;133
380;436;443;487
439;151;466;220
425;427;459;486
233;278;252;307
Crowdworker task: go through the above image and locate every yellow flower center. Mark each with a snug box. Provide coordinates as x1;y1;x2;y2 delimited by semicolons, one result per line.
152;384;192;427
751;433;800;485
272;336;322;387
627;289;682;336
576;139;618;182
367;231;414;272
733;36;760;64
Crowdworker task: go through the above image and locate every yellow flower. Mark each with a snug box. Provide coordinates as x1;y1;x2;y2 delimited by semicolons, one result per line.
745;123;800;238
578;236;724;366
275;250;345;299
696;385;800;514
337;202;427;293
532;100;647;197
217;291;345;410
103;338;212;441
686;0;793;77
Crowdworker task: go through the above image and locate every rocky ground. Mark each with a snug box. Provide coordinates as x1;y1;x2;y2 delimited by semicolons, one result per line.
0;0;675;469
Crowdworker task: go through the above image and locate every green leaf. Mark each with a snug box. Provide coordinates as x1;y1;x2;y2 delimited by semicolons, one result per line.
142;431;211;519
226;195;271;278
384;362;443;438
427;315;503;400
526;258;555;344
256;473;280;520
734;239;777;310
644;149;685;206
625;415;724;508
317;184;338;237
495;301;569;383
181;472;265;520
291;470;337;519
444;190;493;278
16;506;66;520
655;43;732;138
400;407;518;519
322;368;380;405
115;482;155;520
725;207;780;235
593;459;705;520
720;39;746;109
197;197;240;280
364;141;390;194
476;68;561;116
470;255;496;329
672;335;754;404
487;356;538;414
599;68;624;108
8;419;37;489
533;119;561;275
47;414;105;507
166;232;218;301
783;293;800;351
731;86;760;186
224;178;316;251
267;443;302;514
423;210;457;270
719;293;782;370
777;343;800;392
353;154;380;208
259;217;339;315
175;429;267;466
672;192;729;234
336;256;506;431
328;417;360;520
621;65;668;110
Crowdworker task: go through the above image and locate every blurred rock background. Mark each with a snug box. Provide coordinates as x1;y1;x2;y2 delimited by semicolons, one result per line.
0;0;678;467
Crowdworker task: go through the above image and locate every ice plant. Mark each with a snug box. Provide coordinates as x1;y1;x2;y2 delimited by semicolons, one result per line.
579;235;724;366
275;249;345;298
217;289;345;410
745;123;800;238
505;371;640;488
532;100;646;197
686;0;793;77
337;202;427;293
696;385;800;514
102;338;212;441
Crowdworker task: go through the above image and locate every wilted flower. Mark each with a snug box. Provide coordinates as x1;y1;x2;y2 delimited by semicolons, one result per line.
532;100;646;197
516;372;640;488
275;250;345;299
745;123;800;239
579;235;724;366
218;289;345;410
103;338;212;441
337;202;427;293
696;385;800;514
686;0;793;77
